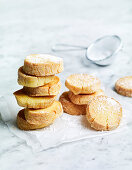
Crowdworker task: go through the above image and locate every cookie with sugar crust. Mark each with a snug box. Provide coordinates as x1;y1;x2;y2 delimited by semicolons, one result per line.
115;76;132;97
23;54;63;76
86;95;122;131
65;74;101;95
68;89;104;105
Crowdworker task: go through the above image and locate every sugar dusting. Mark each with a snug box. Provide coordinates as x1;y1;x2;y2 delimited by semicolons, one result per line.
90;96;122;129
106;97;117;106
118;77;132;89
26;54;63;63
67;74;100;87
95;96;121;113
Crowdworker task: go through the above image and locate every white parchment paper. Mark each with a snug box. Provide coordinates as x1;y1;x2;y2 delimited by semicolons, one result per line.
0;87;131;152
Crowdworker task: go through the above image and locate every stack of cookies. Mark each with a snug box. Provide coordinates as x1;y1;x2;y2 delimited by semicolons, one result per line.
60;74;122;131
14;54;64;130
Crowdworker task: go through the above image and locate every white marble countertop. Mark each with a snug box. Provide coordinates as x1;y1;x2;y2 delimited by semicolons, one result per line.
0;0;132;169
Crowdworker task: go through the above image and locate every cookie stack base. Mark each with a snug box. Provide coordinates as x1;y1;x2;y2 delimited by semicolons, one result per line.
17;101;63;130
17;110;48;130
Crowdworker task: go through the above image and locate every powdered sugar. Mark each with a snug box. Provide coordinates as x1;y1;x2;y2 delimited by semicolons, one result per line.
93;96;121;113
26;54;63;64
106;97;118;106
96;96;118;106
66;74;100;87
118;77;132;89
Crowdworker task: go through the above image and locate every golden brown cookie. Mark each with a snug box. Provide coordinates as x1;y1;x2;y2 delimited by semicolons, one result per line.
24;101;63;125
68;89;104;105
59;91;86;115
86;96;122;131
23;54;63;76
115;76;132;97
65;74;101;95
23;76;61;96
14;89;56;109
18;66;56;87
17;109;54;130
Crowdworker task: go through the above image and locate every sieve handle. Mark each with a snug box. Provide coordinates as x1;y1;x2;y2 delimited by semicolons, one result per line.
52;44;87;52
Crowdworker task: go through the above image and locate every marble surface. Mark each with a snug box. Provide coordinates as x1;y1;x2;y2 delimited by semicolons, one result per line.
0;0;132;169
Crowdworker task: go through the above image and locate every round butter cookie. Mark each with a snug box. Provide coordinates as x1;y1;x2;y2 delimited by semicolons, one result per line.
86;96;122;131
23;76;61;96
59;91;86;115
68;89;104;105
23;54;63;76
18;66;56;87
115;76;132;97
65;74;101;95
14;89;56;109
17;109;54;130
24;101;63;125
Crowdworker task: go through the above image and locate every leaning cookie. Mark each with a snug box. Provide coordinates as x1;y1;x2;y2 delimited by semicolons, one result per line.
18;66;57;87
86;96;122;131
65;74;101;95
115;76;132;97
23;54;63;76
23;76;61;96
24;101;63;125
14;89;56;109
68;89;104;105
59;91;86;115
17;109;55;130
